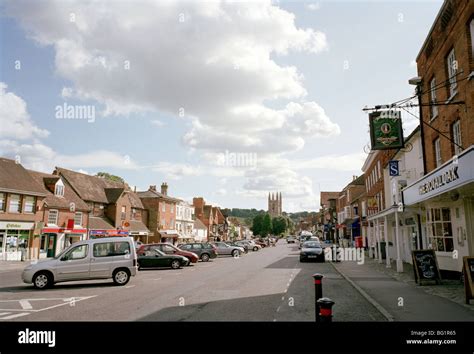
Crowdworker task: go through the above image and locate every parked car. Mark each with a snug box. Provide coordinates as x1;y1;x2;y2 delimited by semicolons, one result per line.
254;240;267;248
137;243;199;264
300;241;325;262
22;237;137;289
236;240;261;252
212;242;244;257
138;249;189;270
178;243;218;262
287;236;296;244
228;242;248;253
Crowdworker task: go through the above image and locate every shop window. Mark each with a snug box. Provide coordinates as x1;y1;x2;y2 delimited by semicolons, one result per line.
48;209;59;225
8;194;21;213
74;212;82;226
0;193;5;212
426;208;454;252
429;76;438;119
24;196;35;214
452;120;462;155
446;48;458;99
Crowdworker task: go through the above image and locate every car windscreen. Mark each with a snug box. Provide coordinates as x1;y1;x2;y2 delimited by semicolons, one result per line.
303;242;321;248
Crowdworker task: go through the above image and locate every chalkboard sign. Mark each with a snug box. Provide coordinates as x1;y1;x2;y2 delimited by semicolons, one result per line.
411;249;442;285
463;257;474;304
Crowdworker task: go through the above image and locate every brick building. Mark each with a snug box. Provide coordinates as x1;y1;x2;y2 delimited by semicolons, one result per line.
402;0;474;275
138;183;179;244
319;191;339;242
336;175;365;246
29;170;90;259
0;158;46;261
193;197;219;242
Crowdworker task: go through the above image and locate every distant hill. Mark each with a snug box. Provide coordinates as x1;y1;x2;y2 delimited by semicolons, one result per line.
221;208;266;219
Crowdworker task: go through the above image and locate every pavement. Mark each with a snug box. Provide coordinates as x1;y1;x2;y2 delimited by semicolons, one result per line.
332;255;474;321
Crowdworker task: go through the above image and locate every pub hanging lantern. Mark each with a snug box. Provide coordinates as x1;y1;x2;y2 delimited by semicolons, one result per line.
369;109;404;150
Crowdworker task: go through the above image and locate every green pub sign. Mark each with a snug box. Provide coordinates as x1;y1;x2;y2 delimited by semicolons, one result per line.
369;110;404;150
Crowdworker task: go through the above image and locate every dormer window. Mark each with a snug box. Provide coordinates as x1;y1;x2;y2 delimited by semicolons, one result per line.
55;179;65;197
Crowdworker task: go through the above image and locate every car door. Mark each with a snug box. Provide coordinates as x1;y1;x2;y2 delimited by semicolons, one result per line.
90;242;113;278
56;244;90;281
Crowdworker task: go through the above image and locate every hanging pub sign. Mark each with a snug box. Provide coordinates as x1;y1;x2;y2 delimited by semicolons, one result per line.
369;109;404;150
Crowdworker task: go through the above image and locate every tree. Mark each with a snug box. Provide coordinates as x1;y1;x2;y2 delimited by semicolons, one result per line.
272;216;287;235
261;213;272;237
251;214;264;236
95;172;125;184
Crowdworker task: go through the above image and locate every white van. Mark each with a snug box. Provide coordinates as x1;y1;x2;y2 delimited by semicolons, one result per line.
22;237;137;289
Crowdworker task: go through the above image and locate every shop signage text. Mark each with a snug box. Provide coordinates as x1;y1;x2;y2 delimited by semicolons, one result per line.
418;166;459;195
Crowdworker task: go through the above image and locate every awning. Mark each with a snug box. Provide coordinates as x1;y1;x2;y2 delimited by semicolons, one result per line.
88;217;115;230
159;230;179;238
42;227;87;234
127;220;150;234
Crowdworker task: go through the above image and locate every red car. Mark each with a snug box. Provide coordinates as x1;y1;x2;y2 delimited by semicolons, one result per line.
137;243;199;264
254;240;267;248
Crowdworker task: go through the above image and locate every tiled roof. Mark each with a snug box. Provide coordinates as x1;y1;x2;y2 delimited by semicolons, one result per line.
55;167;126;203
137;189;180;203
0;158;46;196
28;170;90;211
89;216;115;229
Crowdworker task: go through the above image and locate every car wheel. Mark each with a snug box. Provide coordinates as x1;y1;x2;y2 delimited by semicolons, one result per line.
171;260;181;269
299;257;304;263
201;253;210;262
232;250;240;257
253;246;258;251
113;269;130;286
33;271;52;290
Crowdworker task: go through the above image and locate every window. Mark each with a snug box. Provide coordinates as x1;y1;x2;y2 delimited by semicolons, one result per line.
8;194;21;213
23;196;35;213
171;205;174;213
446;48;457;98
54;180;64;197
0;193;5;212
426;208;453;252
48;209;59;225
430;77;438;119
452;120;462;155
162;203;166;212
434;138;442;167
93;242;130;257
121;206;126;220
470;19;474;59
74;212;82;226
161;218;166;227
63;245;88;260
170;219;174;228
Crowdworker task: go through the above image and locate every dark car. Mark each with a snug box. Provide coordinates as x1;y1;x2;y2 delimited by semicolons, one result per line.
300;241;324;262
178;242;218;262
228;242;248;253
138;249;189;270
137;243;199;264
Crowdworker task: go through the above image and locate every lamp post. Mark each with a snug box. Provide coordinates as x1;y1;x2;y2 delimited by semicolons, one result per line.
408;76;426;176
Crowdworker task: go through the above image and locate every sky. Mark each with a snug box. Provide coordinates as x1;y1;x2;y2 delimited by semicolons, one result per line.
0;0;443;212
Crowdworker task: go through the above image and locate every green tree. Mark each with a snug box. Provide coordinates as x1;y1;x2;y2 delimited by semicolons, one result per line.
261;213;272;237
251;214;264;236
272;216;287;235
95;172;125;184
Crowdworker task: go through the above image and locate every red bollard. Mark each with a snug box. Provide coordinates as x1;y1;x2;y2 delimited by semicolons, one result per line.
312;273;323;322
317;297;335;323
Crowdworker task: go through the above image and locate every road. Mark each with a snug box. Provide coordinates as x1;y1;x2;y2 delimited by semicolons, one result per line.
0;242;386;321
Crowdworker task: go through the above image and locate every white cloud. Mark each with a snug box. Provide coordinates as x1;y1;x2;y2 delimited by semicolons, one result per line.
150;119;165;127
0;82;50;140
151;162;202;180
291;152;367;171
306;3;321;11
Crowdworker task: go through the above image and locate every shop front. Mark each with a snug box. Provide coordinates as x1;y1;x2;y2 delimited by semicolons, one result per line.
89;229;129;239
0;221;34;261
39;227;87;259
403;146;474;275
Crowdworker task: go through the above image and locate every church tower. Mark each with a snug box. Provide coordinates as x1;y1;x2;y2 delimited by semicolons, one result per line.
268;192;282;217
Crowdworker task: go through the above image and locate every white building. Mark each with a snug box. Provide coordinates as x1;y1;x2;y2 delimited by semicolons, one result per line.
175;200;194;243
193;218;208;242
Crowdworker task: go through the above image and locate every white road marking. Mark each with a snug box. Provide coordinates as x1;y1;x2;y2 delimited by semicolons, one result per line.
0;313;30;320
0;296;97;312
125;285;135;289
0;312;11;316
19;300;32;310
151;278;162;281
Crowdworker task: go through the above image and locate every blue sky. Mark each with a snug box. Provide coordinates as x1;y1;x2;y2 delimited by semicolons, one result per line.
0;0;442;212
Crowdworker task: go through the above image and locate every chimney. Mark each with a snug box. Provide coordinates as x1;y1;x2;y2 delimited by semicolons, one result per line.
149;185;156;192
161;182;168;196
193;197;204;210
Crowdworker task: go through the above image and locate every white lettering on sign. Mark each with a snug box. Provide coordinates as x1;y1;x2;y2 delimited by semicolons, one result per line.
418;166;459;195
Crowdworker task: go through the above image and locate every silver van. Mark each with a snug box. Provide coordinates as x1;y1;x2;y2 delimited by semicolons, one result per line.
22;237;137;289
